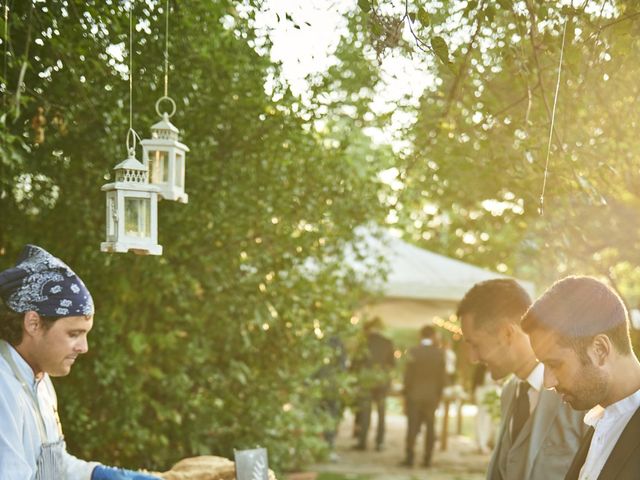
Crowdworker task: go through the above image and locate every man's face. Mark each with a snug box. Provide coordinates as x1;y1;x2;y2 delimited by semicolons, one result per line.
528;328;608;410
461;314;513;380
32;315;93;377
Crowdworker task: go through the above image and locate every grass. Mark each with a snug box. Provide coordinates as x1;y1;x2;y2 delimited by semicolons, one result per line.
386;396;478;438
317;474;372;480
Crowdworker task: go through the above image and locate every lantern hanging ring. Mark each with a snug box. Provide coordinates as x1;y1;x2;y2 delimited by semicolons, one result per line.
126;127;143;157
155;96;176;118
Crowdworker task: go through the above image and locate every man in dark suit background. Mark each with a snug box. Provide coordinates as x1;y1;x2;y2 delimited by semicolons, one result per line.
522;276;640;480
353;317;395;451
401;325;445;467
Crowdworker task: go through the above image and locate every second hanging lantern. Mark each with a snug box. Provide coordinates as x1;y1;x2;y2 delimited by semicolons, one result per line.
141;96;189;203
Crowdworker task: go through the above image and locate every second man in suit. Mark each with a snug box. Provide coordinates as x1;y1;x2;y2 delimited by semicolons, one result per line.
458;279;585;480
354;317;396;451
401;325;445;467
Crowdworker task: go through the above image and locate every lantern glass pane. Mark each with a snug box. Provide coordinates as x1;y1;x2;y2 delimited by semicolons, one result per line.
106;194;116;239
175;152;184;188
124;197;150;238
149;150;169;184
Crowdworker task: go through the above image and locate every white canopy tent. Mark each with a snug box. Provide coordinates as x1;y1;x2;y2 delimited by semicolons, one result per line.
350;228;535;329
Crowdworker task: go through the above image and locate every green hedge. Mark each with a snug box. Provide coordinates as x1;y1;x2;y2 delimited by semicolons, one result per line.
0;0;391;471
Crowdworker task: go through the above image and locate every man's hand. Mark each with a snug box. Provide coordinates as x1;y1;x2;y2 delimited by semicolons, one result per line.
91;465;161;480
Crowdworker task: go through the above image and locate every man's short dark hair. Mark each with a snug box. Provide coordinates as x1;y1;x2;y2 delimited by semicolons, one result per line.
457;279;532;330
521;276;632;358
364;316;384;333
0;302;58;345
421;325;436;339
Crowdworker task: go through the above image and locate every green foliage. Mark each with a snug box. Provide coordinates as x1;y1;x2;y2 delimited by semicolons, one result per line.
0;0;392;472
360;0;640;305
481;389;501;422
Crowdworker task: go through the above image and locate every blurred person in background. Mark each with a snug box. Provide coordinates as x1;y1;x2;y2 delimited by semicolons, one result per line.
400;325;445;468
352;316;395;451
472;363;500;454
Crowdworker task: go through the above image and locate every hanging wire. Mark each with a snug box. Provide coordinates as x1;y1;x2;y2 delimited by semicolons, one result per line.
539;17;568;216
129;0;133;135
126;126;142;154
163;0;169;98
126;0;141;157
155;0;174;118
2;1;7;157
3;1;8;122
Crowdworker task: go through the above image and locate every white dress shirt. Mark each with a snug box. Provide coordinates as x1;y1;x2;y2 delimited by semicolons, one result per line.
578;388;640;480
0;340;98;480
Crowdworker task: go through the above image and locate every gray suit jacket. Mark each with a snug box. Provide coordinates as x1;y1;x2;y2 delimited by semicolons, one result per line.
486;376;586;480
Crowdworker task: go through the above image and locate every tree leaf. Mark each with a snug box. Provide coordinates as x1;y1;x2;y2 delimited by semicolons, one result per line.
358;0;371;12
431;36;450;64
417;7;430;27
371;20;383;36
464;0;479;15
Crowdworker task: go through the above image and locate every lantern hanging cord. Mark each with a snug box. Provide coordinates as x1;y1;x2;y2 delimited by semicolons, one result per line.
126;127;142;156
128;0;133;133
3;1;8;130
539;16;568;216
163;0;169;97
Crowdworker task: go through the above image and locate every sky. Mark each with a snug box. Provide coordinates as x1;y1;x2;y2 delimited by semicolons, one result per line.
252;0;436;152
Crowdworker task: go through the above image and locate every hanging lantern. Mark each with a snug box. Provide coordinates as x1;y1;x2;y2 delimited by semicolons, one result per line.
101;142;163;256
141;96;189;203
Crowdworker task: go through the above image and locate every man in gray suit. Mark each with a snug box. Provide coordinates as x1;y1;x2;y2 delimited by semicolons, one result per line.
458;279;585;480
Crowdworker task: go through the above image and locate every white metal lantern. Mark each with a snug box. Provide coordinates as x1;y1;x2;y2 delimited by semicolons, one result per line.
101;149;163;256
141;97;189;203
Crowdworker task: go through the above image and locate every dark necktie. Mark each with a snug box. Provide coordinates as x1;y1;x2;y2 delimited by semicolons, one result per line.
511;381;530;441
565;427;595;480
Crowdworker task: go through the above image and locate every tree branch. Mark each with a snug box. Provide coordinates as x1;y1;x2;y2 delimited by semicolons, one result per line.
14;0;34;119
399;0;485;187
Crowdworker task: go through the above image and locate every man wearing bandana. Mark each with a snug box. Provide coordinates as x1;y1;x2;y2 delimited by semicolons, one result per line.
0;245;160;480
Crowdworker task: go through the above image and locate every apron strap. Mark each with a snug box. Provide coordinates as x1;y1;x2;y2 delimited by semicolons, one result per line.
0;341;50;443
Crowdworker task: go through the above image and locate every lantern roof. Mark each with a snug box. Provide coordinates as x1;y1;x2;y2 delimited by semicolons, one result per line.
109;151;151;186
114;154;147;172
151;113;179;135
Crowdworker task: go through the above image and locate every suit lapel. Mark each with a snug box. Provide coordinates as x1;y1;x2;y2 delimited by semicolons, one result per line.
564;426;594;480
488;378;517;479
519;389;561;477
500;379;518;446
597;406;640;479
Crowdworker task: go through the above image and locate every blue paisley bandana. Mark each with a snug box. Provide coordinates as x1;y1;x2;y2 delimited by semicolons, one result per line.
0;245;94;317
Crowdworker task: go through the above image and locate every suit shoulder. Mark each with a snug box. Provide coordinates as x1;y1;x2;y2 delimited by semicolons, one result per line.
542;390;588;440
406;345;419;359
380;334;393;345
554;396;586;424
